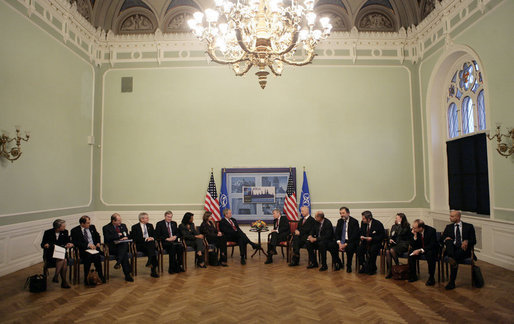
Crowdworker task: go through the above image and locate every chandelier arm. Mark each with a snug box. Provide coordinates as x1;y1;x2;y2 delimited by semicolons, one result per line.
276;31;299;56
268;62;282;76
235;28;256;55
205;47;248;65
232;62;254;76
280;51;317;66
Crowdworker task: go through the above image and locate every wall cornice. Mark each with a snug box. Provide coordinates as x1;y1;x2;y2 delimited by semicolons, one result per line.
3;0;502;67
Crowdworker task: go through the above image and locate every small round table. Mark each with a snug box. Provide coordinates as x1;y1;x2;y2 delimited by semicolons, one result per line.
249;227;269;258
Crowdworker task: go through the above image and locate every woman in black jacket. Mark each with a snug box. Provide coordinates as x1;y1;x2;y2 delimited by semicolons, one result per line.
385;213;412;278
200;211;228;266
179;212;206;268
40;219;74;288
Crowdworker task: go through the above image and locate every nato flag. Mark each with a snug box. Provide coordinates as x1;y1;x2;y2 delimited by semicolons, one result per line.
220;169;230;217
299;171;311;215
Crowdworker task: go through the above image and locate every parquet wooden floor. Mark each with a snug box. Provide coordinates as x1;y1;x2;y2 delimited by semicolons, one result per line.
1;250;513;324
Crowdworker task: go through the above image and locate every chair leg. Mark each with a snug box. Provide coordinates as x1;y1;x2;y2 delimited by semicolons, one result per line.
437;260;441;283
184;251;187;271
231;246;234;257
380;251;385;274
281;246;285;259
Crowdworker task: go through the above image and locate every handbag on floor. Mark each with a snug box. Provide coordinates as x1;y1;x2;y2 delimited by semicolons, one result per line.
392;264;409;280
24;274;47;293
472;265;484;288
87;270;103;286
208;251;219;266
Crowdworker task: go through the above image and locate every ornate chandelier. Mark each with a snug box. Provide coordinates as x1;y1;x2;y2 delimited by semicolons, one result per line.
188;0;332;89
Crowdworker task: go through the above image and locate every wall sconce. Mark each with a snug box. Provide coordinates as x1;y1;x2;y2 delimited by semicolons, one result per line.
0;126;30;163
487;123;513;157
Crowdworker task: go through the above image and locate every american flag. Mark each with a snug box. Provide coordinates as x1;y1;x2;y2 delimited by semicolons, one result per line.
283;169;299;221
204;171;221;221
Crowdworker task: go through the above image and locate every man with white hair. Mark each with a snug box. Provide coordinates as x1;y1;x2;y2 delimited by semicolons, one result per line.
131;212;159;278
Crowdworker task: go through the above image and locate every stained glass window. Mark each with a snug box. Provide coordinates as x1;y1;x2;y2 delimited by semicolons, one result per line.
446;59;486;139
462;97;474;134
448;103;458;138
478;90;486;130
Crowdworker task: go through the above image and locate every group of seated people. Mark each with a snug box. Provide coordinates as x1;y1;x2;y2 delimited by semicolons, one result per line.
41;206;475;290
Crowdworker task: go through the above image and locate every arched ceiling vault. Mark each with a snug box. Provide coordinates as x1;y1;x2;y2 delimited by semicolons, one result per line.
70;0;441;34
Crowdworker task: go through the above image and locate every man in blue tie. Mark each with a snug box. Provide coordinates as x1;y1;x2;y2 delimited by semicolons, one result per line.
71;215;106;285
335;207;360;273
441;210;476;290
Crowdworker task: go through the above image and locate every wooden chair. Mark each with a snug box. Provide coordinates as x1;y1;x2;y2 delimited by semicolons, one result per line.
103;243;134;280
72;245;106;285
269;221;298;263
180;226;208;271
131;240;160;276
441;245;476;285
43;246;74;283
215;221;243;259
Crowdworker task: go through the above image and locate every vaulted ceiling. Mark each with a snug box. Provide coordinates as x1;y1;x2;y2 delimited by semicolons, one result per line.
70;0;442;35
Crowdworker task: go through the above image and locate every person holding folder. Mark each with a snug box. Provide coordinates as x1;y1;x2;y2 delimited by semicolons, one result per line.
102;213;134;282
41;219;74;288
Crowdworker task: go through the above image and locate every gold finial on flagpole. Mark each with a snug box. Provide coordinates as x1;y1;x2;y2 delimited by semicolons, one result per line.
211;168;213;173
303;166;305;172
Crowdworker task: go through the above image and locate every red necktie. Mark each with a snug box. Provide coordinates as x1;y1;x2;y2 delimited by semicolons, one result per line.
115;226;120;234
167;222;172;237
421;233;425;249
367;224;370;236
302;217;306;225
229;219;237;231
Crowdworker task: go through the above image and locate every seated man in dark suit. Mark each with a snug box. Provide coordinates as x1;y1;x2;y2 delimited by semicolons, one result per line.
441;210;476;290
102;213;133;282
335;207;360;273
408;219;439;286
219;209;259;265
131;212;159;278
356;210;385;275
71;215;106;285
306;211;343;271
289;206;316;266
155;210;184;274
265;209;290;264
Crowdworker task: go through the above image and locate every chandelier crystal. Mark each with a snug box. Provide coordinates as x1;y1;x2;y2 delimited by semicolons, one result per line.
188;0;332;89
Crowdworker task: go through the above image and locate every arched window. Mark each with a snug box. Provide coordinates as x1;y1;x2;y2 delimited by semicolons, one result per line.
446;60;485;139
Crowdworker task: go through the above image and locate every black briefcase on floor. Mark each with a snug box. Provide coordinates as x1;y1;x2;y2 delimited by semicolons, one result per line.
472;265;484;288
24;274;47;293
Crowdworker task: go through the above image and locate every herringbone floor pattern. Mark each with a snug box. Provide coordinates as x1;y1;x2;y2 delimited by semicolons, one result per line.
1;251;513;324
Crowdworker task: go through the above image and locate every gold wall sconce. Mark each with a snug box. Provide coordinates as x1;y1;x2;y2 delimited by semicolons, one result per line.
0;126;30;162
487;123;513;157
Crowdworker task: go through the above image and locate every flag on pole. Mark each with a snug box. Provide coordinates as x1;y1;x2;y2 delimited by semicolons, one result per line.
204;171;221;221
219;169;230;218
283;169;299;221
299;170;311;215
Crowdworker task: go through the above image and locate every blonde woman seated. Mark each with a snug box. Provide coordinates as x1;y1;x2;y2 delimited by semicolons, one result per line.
179;212;206;268
40;219;74;288
385;213;412;279
200;211;228;267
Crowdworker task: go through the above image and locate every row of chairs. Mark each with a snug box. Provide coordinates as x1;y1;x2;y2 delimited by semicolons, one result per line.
44;232;213;284
265;223;475;286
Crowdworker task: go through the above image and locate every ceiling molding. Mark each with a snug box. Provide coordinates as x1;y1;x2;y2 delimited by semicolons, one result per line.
3;0;500;67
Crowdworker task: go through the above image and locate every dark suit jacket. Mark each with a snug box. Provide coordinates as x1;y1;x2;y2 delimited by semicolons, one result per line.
310;218;336;243
335;216;360;245
131;223;157;245
219;217;242;236
102;223;129;250
155;219;180;241
200;220;219;239
272;216;290;236
441;221;476;256
41;229;70;260
178;223;200;242
360;219;385;246
410;225;438;255
70;225;101;255
297;216;316;240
